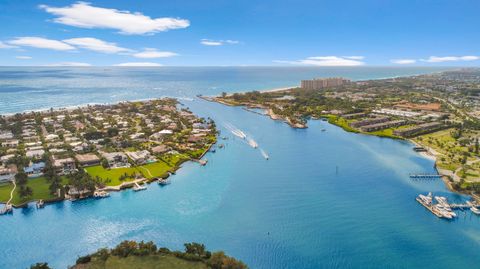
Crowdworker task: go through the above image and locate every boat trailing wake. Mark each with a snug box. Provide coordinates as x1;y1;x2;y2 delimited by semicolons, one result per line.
224;122;268;159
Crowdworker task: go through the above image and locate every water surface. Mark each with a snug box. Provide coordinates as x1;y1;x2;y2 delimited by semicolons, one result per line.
1;67;478;269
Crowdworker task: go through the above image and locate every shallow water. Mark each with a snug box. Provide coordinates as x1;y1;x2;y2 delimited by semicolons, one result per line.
1;67;479;269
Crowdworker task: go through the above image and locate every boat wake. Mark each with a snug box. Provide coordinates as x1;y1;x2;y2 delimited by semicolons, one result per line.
260;148;269;160
224;123;247;139
224;122;269;159
247;137;258;148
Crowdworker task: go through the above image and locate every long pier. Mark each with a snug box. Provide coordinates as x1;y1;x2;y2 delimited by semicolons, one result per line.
409;173;442;180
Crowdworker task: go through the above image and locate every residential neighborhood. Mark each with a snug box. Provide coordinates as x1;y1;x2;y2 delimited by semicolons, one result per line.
0;98;217;206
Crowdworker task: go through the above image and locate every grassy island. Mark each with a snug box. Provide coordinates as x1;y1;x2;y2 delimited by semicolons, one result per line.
210;70;480;200
0;98;217;207
30;241;247;269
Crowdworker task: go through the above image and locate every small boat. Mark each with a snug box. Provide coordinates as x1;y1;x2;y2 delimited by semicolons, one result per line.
36;200;45;209
133;183;147;192
471;206;480;215
321;129;326;132
158;178;170;186
93;191;110;198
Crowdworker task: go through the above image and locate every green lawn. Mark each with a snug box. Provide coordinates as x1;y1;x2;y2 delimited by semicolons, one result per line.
137;161;172;178
324;115;359;133
0;176;68;206
73;254;208;269
85;157;183;186
85;166;140;186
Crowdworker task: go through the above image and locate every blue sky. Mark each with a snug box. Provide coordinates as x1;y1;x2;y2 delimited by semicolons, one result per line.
0;0;479;66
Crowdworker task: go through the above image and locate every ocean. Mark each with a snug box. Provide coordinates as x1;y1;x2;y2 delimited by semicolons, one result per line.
1;66;479;269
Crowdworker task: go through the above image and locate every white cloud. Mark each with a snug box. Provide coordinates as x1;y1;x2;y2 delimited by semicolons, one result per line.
275;56;365;66
39;2;190;35
344;56;364;60
0;41;17;49
8;37;75;51
200;39;239;46
391;59;416;64
15;56;32;60
132;48;177;58
63;37;130;53
113;62;163;67
422;56;479;63
44;62;91;66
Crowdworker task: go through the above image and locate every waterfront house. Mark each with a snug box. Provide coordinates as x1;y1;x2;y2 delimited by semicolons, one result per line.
24;162;45;178
53;157;77;175
151;145;169;154
0;164;17;182
101;152;129;168
75;153;100;167
126;150;155;165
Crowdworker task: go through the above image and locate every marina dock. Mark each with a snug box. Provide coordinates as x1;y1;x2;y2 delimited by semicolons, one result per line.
416;193;480;219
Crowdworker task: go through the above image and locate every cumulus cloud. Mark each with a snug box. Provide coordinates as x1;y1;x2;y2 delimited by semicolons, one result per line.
63;37;131;53
15;56;32;59
275;56;365;66
44;62;91;66
8;37;75;51
39;2;190;35
113;62;163;67
0;41;17;49
390;59;416;64
200;39;239;46
132;48;177;58
422;56;479;63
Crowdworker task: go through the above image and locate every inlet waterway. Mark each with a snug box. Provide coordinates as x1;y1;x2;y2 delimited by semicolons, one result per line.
1;67;479;268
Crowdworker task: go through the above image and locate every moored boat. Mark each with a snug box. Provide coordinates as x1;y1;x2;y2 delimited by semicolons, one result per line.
93;191;110;198
36;200;45;208
158;178;170;186
471;206;480;215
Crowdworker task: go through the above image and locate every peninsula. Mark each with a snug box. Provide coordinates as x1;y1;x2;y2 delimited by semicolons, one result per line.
30;241;247;269
208;69;480;201
0;98;216;209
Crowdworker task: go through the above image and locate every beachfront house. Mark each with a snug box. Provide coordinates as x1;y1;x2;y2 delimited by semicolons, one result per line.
126;150;155;165
24;162;45;178
101;152;129;168
53;157;77;175
75;153;101;167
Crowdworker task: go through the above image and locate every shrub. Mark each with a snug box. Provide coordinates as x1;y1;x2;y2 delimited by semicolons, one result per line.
76;255;91;264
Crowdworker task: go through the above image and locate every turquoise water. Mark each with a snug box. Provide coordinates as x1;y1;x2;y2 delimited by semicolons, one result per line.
1;67;479;269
